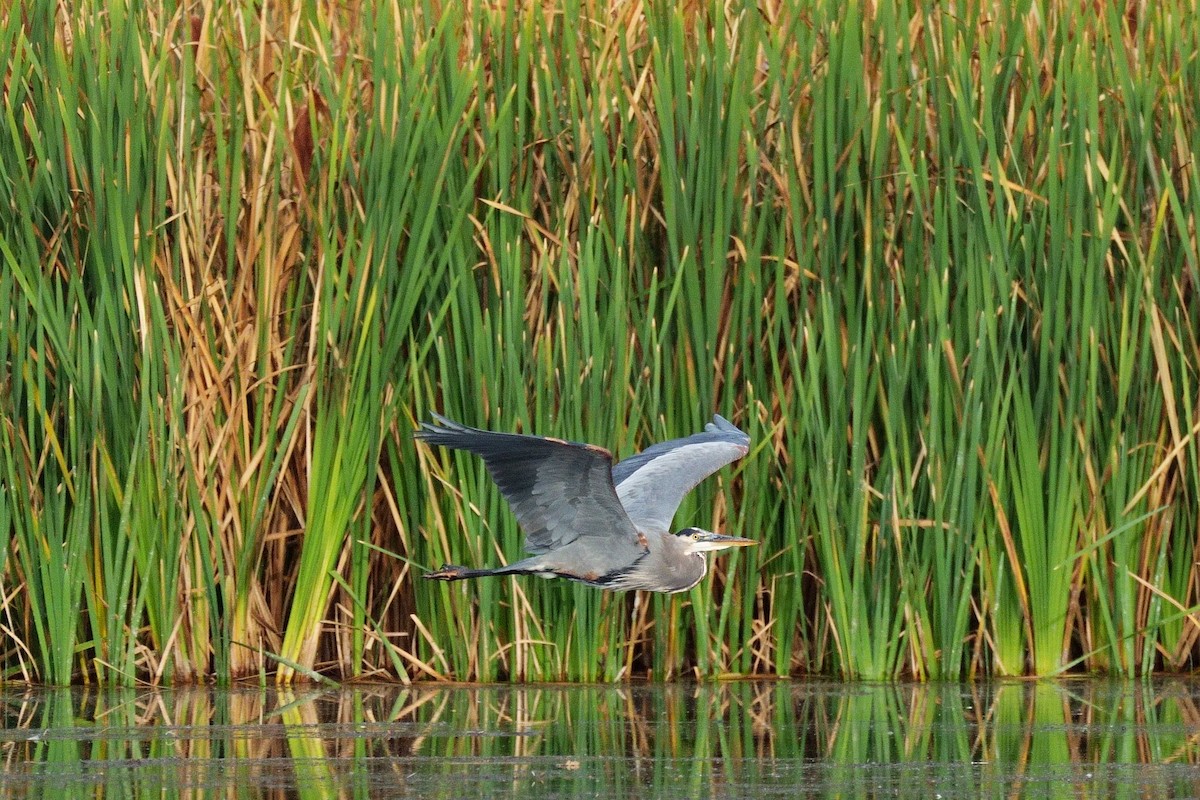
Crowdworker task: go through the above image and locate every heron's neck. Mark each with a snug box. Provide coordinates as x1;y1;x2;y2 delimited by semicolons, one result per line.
657;532;708;592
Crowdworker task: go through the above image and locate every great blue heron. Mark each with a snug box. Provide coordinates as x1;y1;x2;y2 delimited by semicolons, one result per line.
416;413;754;593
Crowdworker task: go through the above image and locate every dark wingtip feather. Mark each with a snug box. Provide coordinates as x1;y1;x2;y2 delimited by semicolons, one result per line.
414;413;472;441
705;414;750;447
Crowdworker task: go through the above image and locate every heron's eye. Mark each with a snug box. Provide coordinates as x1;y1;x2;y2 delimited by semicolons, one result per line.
691;532;702;541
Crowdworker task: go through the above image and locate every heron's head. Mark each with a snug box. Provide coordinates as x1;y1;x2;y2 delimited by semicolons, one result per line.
677;527;756;554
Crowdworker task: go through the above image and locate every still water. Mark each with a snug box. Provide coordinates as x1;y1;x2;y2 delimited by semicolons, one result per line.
2;680;1200;798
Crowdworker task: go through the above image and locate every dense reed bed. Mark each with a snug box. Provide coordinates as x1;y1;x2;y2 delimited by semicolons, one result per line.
1;0;1198;685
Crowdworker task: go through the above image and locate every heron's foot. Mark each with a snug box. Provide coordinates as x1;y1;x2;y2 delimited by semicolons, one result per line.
424;563;471;581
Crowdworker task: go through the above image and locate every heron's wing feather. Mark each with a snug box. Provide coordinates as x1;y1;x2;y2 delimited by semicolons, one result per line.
612;414;750;534
416;414;645;558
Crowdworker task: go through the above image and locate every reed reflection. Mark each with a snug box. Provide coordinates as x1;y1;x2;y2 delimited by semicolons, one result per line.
2;681;1200;798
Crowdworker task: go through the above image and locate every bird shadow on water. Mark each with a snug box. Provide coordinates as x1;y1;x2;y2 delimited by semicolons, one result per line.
2;679;1200;798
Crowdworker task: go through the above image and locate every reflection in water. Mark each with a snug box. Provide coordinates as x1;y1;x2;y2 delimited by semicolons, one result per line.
2;681;1200;798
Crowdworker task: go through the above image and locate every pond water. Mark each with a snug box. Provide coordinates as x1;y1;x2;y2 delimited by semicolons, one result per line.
2;680;1199;798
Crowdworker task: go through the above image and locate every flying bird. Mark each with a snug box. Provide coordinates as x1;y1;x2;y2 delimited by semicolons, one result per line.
416;413;754;593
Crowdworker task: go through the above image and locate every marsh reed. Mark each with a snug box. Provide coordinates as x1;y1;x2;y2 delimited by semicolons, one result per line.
2;0;1199;684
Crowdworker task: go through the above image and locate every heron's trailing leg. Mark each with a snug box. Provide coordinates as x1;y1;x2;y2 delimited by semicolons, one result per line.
424;559;598;585
424;562;542;581
424;564;492;581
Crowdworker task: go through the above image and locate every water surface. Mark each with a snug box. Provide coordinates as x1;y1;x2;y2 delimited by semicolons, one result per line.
3;680;1200;798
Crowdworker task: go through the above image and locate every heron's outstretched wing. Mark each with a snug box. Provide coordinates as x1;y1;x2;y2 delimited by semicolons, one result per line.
416;414;646;557
612;414;750;534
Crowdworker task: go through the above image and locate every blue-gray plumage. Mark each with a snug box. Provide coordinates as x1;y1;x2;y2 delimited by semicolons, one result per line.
416;413;754;593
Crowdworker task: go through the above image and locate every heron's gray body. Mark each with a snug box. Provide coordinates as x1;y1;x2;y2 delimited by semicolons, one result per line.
416;413;753;593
